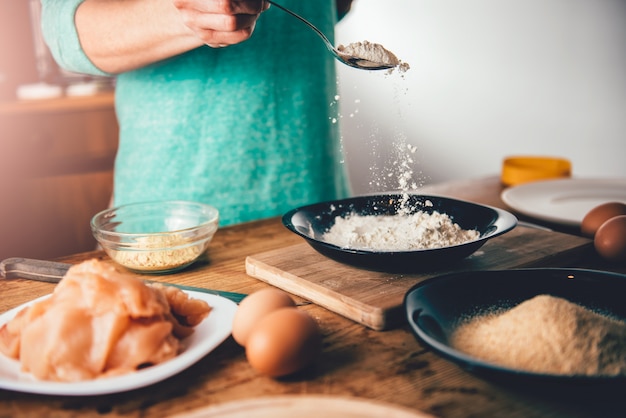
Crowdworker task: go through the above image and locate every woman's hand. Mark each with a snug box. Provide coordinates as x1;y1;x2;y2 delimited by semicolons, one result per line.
73;0;269;73
173;0;270;47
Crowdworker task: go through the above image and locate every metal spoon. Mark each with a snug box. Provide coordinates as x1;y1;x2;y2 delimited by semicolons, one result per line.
267;0;394;71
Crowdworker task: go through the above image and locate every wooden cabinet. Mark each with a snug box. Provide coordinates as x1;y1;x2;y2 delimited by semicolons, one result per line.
0;92;118;260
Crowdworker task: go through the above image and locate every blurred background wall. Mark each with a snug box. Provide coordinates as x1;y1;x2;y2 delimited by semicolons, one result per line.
1;0;625;259
335;0;626;194
0;1;38;99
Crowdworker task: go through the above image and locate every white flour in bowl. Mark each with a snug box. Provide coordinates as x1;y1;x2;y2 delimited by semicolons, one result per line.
337;40;410;73
322;210;479;252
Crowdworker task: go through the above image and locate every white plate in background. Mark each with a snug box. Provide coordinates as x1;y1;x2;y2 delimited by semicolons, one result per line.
501;178;626;227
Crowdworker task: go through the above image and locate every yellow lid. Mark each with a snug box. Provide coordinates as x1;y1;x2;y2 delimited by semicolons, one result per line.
501;156;571;186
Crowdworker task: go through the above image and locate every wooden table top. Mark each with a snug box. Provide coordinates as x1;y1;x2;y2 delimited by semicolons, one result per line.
1;176;624;417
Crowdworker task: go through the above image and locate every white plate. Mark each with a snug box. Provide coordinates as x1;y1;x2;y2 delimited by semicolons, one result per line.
501;178;626;227
0;291;237;396
173;395;434;418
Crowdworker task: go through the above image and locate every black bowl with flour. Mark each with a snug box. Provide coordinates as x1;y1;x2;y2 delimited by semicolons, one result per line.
281;194;517;273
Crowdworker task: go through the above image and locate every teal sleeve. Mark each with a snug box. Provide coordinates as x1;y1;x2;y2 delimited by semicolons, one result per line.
40;0;110;76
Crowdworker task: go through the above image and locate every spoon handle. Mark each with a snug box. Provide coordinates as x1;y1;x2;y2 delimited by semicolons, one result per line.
0;257;68;283
0;257;248;304
267;1;333;49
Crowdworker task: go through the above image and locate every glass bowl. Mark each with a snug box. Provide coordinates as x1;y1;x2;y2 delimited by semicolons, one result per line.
91;201;219;274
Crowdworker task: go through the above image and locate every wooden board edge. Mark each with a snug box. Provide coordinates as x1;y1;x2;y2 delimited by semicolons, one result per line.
245;256;388;331
518;240;594;268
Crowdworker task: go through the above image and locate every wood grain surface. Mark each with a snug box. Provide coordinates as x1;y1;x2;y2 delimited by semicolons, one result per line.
246;226;592;330
1;177;625;418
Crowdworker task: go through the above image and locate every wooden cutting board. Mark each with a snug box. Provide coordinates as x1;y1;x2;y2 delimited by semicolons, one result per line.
245;225;592;331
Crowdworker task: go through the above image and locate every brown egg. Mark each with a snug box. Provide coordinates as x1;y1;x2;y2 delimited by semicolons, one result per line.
594;215;626;263
245;307;321;377
232;288;295;346
581;202;626;238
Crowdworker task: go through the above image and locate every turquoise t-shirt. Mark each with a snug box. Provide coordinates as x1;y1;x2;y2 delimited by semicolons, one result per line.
41;0;350;226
